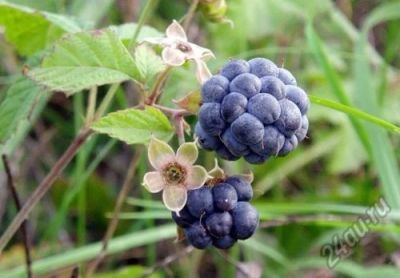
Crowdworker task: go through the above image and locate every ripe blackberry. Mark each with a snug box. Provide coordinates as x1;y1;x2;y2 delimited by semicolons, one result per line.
196;58;309;164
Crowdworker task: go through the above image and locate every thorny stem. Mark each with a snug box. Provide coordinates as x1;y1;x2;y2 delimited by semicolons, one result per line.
146;66;172;105
2;155;33;278
84;147;144;277
0;128;93;254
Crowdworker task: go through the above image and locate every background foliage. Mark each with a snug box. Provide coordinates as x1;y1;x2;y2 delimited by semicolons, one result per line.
1;0;400;277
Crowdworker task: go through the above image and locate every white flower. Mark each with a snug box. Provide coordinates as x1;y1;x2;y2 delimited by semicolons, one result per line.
142;137;209;212
144;20;215;84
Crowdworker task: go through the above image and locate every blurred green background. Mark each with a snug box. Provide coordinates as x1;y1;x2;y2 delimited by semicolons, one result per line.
1;0;400;277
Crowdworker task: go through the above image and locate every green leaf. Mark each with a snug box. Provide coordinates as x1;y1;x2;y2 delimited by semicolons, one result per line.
134;45;165;84
27;29;142;95
110;23;163;46
0;1;81;55
95;265;162;278
0;76;44;143
92;106;174;144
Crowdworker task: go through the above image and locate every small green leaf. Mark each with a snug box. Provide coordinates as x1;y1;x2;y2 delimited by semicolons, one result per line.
27;29;142;95
0;1;81;55
0;76;43;143
92;106;174;144
134;44;165;84
173;90;201;114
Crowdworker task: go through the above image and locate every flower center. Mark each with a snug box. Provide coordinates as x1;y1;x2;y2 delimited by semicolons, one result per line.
177;42;192;53
163;162;186;185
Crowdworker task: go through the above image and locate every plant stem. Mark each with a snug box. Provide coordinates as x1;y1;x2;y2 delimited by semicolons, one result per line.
146;66;173;105
84;147;143;277
94;83;120;119
0;128;93;254
182;0;200;31
2;155;33;278
128;0;159;49
85;86;98;126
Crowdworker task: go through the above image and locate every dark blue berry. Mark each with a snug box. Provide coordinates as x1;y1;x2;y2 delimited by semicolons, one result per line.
220;59;250;81
250;126;285;156
216;145;240;161
231;113;264;145
205;212;232;237
278;68;297;85
275;99;302;137
184;222;212;249
231;202;259;240
285;85;309;115
244;152;268;164
225;176;253;201
249;58;278;78
172;206;196;228
212;183;238;211
260;76;285;100
229;73;261;99
187;186;214;218
199;103;225;136
201;75;229;103
295;116;309;142
195;123;221;150
221;128;249;157
221;92;248;123
278;135;298;157
247;94;281;124
212;235;236;249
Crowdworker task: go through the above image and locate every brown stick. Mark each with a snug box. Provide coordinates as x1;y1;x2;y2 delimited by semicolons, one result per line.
0;128;93;254
2;155;33;278
84;147;143;277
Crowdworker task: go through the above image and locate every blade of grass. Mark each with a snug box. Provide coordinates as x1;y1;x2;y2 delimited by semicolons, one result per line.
309;95;400;134
125;197;165;209
352;2;400;209
1;224;176;278
305;22;372;155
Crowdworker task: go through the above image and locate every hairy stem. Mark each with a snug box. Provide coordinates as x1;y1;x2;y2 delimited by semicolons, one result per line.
146;66;173;105
84;147;143;277
0;128;93;254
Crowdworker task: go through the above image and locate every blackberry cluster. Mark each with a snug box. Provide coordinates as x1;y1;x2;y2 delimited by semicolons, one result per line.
195;58;309;164
172;176;259;249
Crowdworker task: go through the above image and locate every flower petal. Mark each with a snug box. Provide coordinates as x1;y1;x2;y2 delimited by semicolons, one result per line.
194;59;212;84
143;171;165;193
148;137;175;170
189;43;215;60
166;20;187;41
162;47;186;66
176;141;198;165
186;165;208;190
162;186;187;212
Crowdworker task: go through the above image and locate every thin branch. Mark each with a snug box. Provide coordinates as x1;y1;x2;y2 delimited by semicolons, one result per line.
146;66;173;105
182;0;200;32
0;128;93;254
2;155;33;278
84;147;144;277
140;245;194;278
